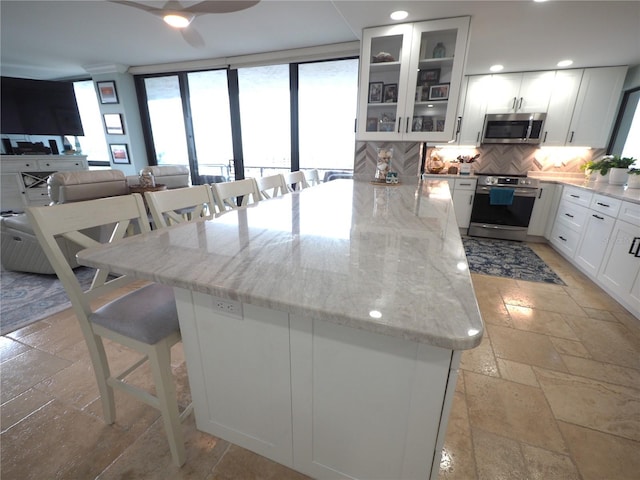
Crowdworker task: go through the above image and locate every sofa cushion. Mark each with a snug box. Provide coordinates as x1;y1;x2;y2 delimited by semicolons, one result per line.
48;170;128;204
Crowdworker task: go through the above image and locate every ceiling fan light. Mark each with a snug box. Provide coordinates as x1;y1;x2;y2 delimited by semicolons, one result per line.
163;12;194;28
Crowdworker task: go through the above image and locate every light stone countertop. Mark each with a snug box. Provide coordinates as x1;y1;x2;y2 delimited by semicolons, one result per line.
78;179;483;351
527;171;640;204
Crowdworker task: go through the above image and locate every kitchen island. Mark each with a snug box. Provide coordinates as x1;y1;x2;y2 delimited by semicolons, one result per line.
78;179;483;479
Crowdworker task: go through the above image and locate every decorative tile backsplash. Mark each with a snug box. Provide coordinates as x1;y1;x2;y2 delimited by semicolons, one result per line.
354;141;606;177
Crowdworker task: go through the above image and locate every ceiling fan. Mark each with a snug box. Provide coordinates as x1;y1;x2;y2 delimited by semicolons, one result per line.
110;1;260;48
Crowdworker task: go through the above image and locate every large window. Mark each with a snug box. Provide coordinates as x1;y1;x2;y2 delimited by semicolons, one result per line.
238;64;291;178
188;70;234;180
135;56;359;182
144;75;189;166
610;86;640;165
72;80;109;163
298;59;359;178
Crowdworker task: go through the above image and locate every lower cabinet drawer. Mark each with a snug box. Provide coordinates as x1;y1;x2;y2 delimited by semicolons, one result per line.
555;200;589;231
550;222;581;258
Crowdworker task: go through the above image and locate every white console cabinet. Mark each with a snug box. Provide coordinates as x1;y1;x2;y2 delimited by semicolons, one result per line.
0;155;88;212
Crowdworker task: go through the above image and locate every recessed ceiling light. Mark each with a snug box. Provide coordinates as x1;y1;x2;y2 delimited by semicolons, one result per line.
163;12;194;28
533;0;548;3
489;64;504;72
557;59;574;67
390;10;408;20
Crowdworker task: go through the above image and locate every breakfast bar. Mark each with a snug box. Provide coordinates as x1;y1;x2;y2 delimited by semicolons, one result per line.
77;179;483;480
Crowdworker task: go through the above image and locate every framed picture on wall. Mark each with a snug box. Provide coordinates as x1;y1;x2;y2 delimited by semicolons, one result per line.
109;143;130;164
97;81;119;104
103;113;125;135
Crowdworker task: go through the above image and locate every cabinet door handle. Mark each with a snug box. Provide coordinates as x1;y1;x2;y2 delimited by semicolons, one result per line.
468;195;473;205
538;188;543;199
543;131;548;143
596;202;610;208
569;131;575;143
565;213;574;218
456;116;462;134
570;194;580;198
629;237;640;256
512;97;517;110
592;214;604;220
397;117;402;134
406;117;410;134
476;131;480;143
559;236;567;242
518;97;523;109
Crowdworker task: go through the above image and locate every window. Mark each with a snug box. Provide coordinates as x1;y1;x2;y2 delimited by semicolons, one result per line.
72;80;109;163
610;86;640;165
298;59;359;179
144;75;189;166
237;64;291;178
187;70;234;180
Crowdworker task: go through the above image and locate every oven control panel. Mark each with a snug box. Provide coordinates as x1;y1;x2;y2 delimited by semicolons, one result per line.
478;176;539;188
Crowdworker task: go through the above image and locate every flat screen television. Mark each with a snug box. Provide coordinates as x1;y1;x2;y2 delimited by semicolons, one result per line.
1;76;84;136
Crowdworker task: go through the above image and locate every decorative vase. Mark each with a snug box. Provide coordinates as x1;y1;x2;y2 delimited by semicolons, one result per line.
375;147;393;182
593;171;609;183
627;175;640;189
432;42;446;58
608;167;628;186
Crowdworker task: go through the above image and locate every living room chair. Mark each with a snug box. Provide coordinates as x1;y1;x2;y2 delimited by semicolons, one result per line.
1;169;129;274
284;171;310;192
25;194;192;466
304;169;321;186
211;178;261;212
255;174;288;200
145;185;216;228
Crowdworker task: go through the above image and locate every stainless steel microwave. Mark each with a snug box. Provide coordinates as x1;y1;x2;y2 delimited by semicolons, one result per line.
481;113;546;144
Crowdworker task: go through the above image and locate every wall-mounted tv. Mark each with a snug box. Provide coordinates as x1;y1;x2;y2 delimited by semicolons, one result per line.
1;76;84;136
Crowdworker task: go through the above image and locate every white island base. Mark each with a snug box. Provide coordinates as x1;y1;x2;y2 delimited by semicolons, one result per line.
175;288;460;480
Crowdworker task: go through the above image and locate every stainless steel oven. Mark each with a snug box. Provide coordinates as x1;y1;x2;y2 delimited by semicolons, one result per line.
468;175;539;242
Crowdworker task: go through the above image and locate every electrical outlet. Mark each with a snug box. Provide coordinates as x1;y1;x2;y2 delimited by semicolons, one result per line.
211;296;242;318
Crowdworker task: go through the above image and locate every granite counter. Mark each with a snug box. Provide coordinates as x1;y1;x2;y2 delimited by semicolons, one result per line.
78;178;483;351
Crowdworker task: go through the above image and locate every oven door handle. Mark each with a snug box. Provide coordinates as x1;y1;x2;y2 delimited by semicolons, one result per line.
475;186;538;197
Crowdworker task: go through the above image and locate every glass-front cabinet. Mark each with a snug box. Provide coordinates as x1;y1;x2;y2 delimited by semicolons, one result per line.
357;17;470;142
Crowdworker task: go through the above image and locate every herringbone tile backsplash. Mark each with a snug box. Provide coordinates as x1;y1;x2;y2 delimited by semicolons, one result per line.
354;141;605;177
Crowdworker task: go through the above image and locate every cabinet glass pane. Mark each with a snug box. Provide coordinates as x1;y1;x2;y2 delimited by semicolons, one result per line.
366;34;403;133
411;28;456;133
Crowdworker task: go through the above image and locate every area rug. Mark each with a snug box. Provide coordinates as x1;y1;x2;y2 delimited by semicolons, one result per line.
462;237;566;285
0;267;95;336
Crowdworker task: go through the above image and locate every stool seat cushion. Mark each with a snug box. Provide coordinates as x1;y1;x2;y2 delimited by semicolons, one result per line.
90;284;179;345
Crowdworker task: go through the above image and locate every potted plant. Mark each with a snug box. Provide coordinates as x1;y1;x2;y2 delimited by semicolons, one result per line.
581;155;613;182
608;155;636;185
627;167;640;188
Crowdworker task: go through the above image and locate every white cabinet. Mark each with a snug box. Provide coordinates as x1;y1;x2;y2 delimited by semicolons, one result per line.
451;177;477;228
574;193;621;277
421;175;476;228
527;182;558;237
457;75;491;145
541;69;583;146
597;201;640;317
357;17;470;142
485;71;555;114
549;186;593;258
567;66;627;148
0;154;88;212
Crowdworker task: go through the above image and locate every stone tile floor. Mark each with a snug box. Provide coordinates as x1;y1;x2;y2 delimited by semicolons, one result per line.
1;243;638;479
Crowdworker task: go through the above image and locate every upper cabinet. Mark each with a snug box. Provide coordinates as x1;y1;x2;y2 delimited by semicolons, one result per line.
357;17;470;142
458;66;628;148
565;66;627;148
485;71;556;114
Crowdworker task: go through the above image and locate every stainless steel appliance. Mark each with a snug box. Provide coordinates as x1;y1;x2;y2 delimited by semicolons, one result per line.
482;113;546;144
468;175;540;241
